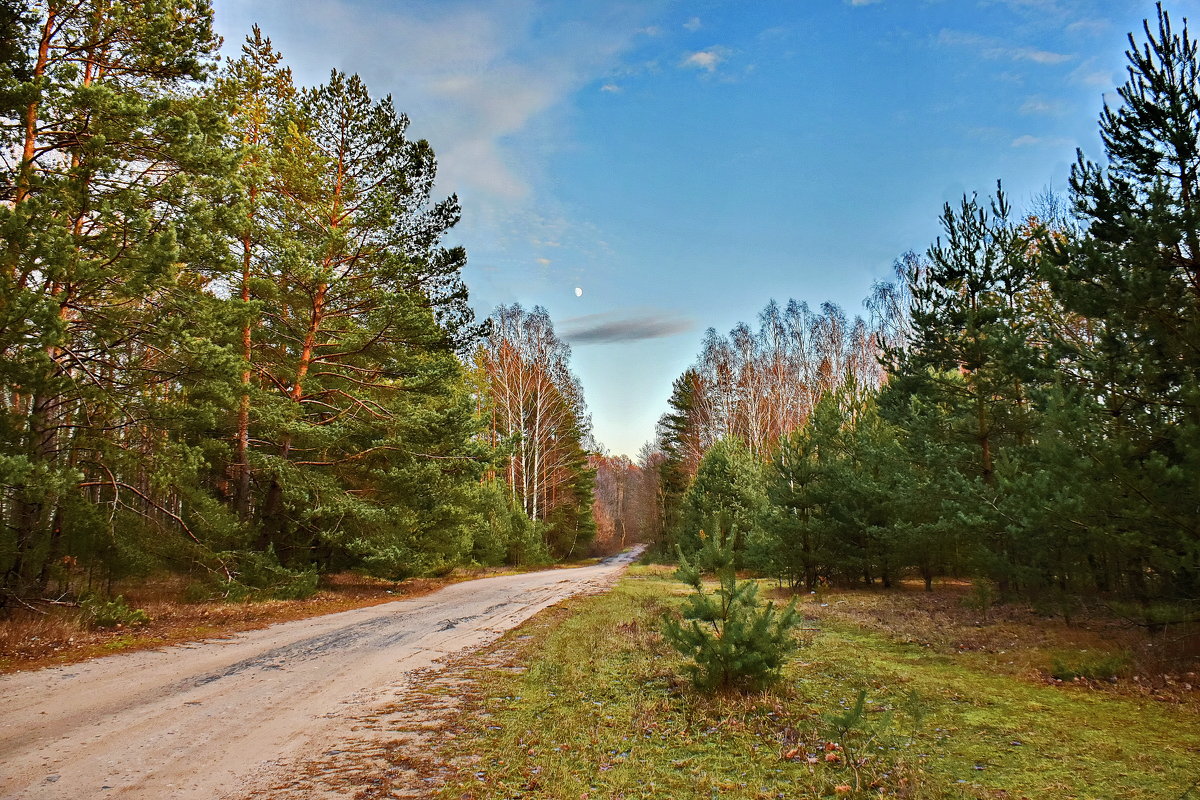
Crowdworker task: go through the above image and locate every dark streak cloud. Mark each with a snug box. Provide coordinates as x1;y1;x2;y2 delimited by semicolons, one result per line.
563;311;695;344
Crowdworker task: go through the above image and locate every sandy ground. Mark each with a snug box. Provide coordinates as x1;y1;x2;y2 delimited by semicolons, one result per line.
0;550;641;800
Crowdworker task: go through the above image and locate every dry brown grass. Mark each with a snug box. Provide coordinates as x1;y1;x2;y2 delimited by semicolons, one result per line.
0;557;620;675
777;579;1200;700
0;570;493;674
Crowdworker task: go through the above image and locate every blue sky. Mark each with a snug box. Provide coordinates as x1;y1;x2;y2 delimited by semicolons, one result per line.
212;0;1193;457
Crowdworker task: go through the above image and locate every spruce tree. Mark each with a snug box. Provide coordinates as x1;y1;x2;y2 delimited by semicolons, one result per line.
676;438;765;560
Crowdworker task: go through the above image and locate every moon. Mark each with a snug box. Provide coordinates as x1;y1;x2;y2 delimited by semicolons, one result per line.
574;287;583;297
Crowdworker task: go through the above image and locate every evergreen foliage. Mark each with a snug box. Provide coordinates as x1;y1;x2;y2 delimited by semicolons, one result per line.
0;3;591;605
663;522;803;692
1042;2;1200;601
654;370;708;555
652;5;1200;613
677;438;765;560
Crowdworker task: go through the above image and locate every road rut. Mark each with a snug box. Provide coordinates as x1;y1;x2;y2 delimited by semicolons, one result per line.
0;551;640;799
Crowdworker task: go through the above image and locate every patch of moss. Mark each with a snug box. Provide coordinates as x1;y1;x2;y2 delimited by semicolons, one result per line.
101;635;137;652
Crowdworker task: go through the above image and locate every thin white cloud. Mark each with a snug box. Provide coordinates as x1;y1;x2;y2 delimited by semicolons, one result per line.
983;0;1074;21
683;16;701;32
990;0;1061;9
983;0;1114;42
1019;48;1073;65
612;58;664;80
938;29;1072;65
536;257;552;266
848;0;883;5
681;47;728;73
1020;97;1064;115
1012;134;1073;148
967;125;1009;142
213;0;666;205
1070;58;1114;88
1066;18;1109;36
212;0;668;310
600;83;622;92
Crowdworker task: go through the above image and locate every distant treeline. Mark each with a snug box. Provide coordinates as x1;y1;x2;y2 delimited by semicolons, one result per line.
646;5;1200;616
0;1;594;603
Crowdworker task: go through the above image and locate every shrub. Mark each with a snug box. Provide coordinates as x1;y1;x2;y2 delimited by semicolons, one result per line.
662;525;803;692
1107;600;1199;634
188;549;319;601
961;578;995;618
821;688;931;792
81;594;150;629
1049;649;1130;681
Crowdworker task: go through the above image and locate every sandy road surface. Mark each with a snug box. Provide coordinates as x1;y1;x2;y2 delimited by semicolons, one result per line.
0;550;641;799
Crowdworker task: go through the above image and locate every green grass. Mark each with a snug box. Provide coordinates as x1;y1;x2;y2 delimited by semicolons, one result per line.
815;624;1199;798
438;568;1200;799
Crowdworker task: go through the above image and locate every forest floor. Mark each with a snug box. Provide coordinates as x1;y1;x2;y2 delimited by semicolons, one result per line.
4;563;1197;798
331;566;1200;800
0;560;602;674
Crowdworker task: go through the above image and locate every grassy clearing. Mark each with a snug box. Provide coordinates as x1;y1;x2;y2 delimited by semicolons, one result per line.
796;581;1200;693
437;567;1200;799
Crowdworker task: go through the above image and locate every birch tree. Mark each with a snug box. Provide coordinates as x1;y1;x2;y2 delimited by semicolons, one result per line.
476;304;595;556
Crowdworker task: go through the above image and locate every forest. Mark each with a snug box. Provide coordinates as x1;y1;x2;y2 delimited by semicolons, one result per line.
1;0;1198;630
4;4;1200;798
623;4;1200;622
0;0;596;605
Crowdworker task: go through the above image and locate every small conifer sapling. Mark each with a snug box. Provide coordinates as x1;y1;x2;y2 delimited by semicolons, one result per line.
663;522;804;692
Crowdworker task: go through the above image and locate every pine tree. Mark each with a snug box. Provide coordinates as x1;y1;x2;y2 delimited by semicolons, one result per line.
882;185;1045;594
210;26;309;521
886;185;1039;486
758;418;827;591
758;387;907;590
877;387;979;590
664;523;803;692
0;1;32;119
654;369;710;552
246;69;484;573
0;0;231;597
1045;2;1200;600
818;388;901;588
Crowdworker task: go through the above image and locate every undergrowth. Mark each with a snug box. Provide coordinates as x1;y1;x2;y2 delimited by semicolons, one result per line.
80;594;150;629
438;568;1200;799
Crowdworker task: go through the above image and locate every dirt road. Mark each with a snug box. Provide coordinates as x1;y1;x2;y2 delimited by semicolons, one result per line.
0;551;641;799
